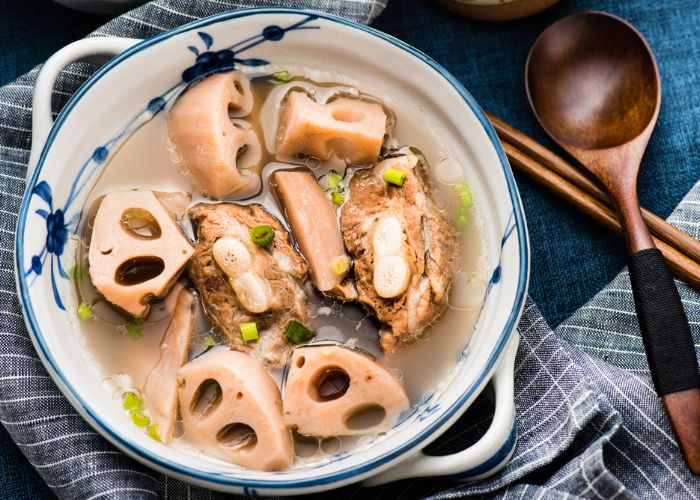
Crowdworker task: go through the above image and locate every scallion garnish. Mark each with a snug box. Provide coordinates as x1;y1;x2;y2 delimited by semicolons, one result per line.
331;191;345;205
455;183;473;209
70;264;88;283
454;183;472;230
126;323;142;341
122;391;143;410
455;214;468;230
284;320;315;344
273;70;292;83
147;423;161;442
130;409;150;428
77;302;93;320
250;224;275;246
331;255;350;276
326;171;343;190
203;335;216;348
383;167;406;187
240;322;259;342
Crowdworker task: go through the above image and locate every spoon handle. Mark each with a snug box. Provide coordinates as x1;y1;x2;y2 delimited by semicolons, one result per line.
628;248;700;473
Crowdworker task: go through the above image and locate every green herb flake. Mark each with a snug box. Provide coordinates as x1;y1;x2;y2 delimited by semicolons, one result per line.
273;70;292;83
383;167;406;187
250;224;275;247
130;409;150;428
76;302;93;320
455;212;468;230
325;171;343;190
126;323;143;341
203;335;216;348
455;183;473;209
147;423;161;442
331;191;345;205
240;322;259;342
122;391;143;411
70;264;88;283
284;320;315;344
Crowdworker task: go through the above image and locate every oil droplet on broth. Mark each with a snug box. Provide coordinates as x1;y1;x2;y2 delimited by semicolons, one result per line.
435;157;465;185
292;430;320;458
320;436;342;455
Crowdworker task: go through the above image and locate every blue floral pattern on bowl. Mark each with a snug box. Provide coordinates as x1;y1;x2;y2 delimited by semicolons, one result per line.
23;14;320;309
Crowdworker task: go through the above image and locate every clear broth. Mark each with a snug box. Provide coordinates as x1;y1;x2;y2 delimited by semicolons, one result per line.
72;69;489;466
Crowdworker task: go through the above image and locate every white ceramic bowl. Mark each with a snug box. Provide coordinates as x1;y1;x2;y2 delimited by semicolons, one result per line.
15;9;529;495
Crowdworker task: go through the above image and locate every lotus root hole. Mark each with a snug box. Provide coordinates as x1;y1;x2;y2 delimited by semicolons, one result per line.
120;208;162;239
236;391;243;400
216;423;257;450
344;404;387;431
190;378;223;417
311;367;350;402
115;256;165;286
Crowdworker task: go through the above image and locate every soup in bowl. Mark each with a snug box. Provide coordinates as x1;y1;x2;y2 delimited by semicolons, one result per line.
16;9;528;495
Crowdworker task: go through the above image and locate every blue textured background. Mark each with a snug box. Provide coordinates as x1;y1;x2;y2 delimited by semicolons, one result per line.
2;0;699;496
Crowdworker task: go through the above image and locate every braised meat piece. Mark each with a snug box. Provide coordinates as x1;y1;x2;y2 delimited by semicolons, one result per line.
340;154;458;352
188;203;308;366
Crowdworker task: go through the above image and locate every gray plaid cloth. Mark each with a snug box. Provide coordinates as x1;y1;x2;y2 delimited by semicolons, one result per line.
2;1;700;498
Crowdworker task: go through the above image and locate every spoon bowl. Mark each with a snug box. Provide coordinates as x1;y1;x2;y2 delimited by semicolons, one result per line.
527;12;660;155
526;11;700;474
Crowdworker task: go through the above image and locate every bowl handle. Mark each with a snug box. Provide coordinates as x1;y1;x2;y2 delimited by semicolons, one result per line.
364;333;519;486
28;37;142;182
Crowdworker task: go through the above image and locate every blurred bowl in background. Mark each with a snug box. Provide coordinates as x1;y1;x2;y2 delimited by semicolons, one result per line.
435;0;559;21
53;0;145;15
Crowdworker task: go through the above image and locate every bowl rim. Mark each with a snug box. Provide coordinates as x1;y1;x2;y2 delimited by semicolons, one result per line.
15;7;529;489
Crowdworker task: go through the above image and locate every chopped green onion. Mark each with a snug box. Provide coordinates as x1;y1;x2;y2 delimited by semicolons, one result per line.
383;167;406;187
250;224;275;246
273;70;292;83
331;255;350;276
325;171;343;190
240;322;259;342
130;409;150;428
455;212;468;230
147;423;161;442
122;391;143;410
126;323;143;341
203;335;216;348
70;264;88;283
455;183;473;209
331;191;345;205
284;320;315;344
76;302;93;320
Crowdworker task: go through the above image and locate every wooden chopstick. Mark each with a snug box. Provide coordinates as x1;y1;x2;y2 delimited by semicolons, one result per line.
500;138;700;291
487;113;700;266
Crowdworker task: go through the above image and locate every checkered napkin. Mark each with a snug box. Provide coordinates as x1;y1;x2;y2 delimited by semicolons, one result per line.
2;1;700;498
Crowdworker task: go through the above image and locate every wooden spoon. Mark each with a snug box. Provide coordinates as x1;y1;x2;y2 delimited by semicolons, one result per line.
526;11;700;473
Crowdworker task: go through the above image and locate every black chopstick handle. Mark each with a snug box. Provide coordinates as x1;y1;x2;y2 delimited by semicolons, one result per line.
628;248;700;395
